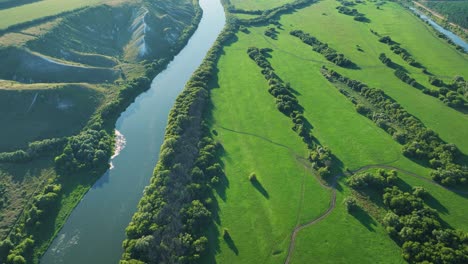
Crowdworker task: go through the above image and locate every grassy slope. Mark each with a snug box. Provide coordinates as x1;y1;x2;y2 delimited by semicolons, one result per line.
207;40;330;263
0;0;198;261
209;0;467;263
0;85;106;151
0;0;109;29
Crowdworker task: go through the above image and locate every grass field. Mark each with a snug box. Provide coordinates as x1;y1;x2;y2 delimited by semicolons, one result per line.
230;0;295;11
290;180;405;264
207;0;468;262
206;43;331;263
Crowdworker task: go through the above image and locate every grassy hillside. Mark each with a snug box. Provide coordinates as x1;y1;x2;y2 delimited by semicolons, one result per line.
0;0;200;262
0;85;104;151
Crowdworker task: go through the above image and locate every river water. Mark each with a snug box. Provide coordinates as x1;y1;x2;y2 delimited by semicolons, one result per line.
410;7;468;52
41;0;225;263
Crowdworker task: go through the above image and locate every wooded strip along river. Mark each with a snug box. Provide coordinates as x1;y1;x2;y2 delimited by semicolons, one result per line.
41;0;225;263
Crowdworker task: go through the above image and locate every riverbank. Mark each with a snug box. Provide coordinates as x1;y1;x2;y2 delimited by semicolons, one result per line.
413;1;468;42
41;0;226;263
409;6;468;53
0;0;203;263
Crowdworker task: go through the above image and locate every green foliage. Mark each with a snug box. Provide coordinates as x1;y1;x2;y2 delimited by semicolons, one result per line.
54;128;112;173
394;69;418;87
382;186;468;264
343;196;358;212
0;138;66;163
291;30;356;67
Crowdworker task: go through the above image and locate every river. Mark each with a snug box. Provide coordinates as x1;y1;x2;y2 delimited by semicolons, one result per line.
410;7;468;52
40;0;225;263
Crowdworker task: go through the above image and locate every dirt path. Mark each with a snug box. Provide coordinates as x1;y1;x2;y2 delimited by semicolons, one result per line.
284;163;468;264
214;124;468;264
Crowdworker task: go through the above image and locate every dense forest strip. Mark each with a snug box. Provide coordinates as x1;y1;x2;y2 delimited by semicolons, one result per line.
120;21;238;263
321;67;468;186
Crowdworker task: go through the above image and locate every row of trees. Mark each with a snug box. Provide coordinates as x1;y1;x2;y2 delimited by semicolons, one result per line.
378;53;467;110
247;46;333;177
378;35;422;68
291;30;355;67
0;138;67;163
347;170;468;263
121;21;238;264
336;5;368;22
234;0;318;26
321;67;467;186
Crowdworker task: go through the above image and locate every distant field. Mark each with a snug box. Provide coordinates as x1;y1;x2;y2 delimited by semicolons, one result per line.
0;0;108;30
230;0;295;10
207;0;468;262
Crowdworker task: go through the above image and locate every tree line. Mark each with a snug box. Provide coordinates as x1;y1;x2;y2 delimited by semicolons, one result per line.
290;30;356;68
378;52;467;110
321;67;467;186
247;46;334;178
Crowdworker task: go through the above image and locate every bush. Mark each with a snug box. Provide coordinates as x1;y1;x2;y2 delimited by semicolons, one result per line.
249;173;257;182
344;197;358;212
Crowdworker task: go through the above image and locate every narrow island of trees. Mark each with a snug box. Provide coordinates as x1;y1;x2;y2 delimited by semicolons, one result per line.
121;22;238;263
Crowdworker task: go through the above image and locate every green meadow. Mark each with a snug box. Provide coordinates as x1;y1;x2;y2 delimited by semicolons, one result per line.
207;0;468;262
230;0;295;11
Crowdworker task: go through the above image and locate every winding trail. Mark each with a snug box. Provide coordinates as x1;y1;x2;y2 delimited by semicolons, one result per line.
214;125;468;264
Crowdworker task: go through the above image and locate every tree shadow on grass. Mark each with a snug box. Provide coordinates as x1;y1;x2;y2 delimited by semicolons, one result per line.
424;193;449;214
350;206;376;232
251;178;269;199
224;233;239;255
